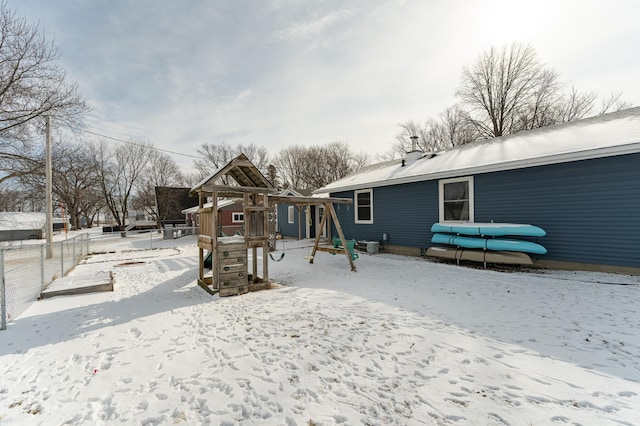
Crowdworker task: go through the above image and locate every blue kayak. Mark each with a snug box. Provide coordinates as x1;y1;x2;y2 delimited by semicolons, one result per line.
431;222;546;237
431;233;547;255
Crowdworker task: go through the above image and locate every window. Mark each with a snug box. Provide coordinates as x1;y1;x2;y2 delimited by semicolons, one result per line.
439;176;474;222
355;189;373;224
288;206;295;224
232;212;244;223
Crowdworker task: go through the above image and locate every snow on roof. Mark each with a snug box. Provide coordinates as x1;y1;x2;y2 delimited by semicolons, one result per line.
0;212;67;231
181;198;241;214
318;107;640;194
0;212;45;231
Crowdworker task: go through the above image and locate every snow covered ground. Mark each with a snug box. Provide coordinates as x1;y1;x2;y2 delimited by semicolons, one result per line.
1;230;639;425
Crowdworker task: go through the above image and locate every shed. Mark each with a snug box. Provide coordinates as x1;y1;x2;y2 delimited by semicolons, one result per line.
0;212;69;242
315;107;640;274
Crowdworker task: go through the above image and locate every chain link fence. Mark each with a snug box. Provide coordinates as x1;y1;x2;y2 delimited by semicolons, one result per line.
1;234;90;330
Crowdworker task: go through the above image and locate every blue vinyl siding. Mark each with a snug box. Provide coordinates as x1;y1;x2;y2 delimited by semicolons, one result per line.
474;153;640;268
332;180;439;248
276;204;316;239
276;204;298;238
331;152;640;269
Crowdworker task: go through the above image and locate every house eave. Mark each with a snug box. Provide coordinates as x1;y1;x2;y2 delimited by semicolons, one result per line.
322;142;640;194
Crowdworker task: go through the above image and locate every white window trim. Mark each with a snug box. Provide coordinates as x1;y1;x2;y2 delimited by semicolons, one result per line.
288;206;295;224
354;188;374;224
438;176;474;223
232;212;244;223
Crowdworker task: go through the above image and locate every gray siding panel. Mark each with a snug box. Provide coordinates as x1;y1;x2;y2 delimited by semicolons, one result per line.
474;153;640;268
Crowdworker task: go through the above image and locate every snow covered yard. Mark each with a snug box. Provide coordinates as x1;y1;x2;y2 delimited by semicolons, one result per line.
0;233;639;425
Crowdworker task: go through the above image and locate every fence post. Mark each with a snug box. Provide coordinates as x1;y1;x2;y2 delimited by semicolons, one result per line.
73;236;76;267
1;249;6;330
60;240;64;277
41;244;45;291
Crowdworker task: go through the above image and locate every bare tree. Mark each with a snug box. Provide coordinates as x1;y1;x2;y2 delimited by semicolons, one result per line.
0;185;22;211
555;85;597;123
92;140;153;228
0;1;88;183
49;140;104;229
131;151;186;226
457;42;552;138
274;142;369;191
193;142;269;183
436;106;478;148
512;68;563;130
388;106;478;160
272;145;308;189
599;92;632;114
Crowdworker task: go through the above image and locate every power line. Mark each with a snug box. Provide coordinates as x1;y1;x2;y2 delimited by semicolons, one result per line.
67;125;204;160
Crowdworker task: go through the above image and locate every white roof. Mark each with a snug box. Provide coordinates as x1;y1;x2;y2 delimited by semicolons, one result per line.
318;107;640;193
0;212;67;231
181;198;240;214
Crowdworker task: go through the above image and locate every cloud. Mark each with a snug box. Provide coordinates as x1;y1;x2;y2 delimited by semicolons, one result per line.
11;0;640;174
272;9;354;41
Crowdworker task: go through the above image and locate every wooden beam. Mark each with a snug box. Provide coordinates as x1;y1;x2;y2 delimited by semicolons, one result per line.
198;192;205;283
230;166;254;187
329;203;357;272
212;194;218;289
201;184;275;194
263;195;269;283
310;204;330;262
269;195;352;205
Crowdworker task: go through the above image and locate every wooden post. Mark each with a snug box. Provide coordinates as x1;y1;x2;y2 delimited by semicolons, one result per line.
198;193;204;282
310;205;330;262
252;246;258;282
263;193;269;283
212;193;218;289
328;203;357;272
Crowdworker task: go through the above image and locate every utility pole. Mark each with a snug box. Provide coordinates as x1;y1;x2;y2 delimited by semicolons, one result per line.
45;115;53;258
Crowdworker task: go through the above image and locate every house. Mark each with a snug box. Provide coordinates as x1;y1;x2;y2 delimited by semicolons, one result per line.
275;189;329;240
315;107;640;274
0;212;70;242
155;187;198;227
182;198;245;236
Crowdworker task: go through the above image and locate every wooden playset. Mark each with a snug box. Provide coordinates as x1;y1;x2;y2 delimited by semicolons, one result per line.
190;154;356;297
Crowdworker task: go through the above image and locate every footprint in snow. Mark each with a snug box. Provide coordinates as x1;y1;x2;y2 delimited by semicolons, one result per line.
128;327;142;338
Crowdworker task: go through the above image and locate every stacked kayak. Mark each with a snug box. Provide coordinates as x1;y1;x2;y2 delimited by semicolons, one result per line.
427;222;547;266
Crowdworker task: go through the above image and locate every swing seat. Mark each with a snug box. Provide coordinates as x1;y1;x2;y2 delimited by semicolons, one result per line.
269;252;285;262
331;237;359;260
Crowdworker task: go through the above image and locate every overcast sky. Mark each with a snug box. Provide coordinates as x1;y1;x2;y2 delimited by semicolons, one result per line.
12;0;640;171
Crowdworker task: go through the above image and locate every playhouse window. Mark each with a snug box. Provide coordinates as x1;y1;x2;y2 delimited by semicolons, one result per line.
232;212;244;223
288;206;295;224
439;176;474;222
355;189;373;224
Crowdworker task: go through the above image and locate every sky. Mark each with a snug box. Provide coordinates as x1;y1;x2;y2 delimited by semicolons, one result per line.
1;230;639;423
11;0;640;171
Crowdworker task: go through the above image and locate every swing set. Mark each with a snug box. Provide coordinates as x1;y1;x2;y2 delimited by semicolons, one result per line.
269;195;358;272
190;153;358;299
269;236;285;262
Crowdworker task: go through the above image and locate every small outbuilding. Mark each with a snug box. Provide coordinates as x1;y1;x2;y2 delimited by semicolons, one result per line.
0;212;69;242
